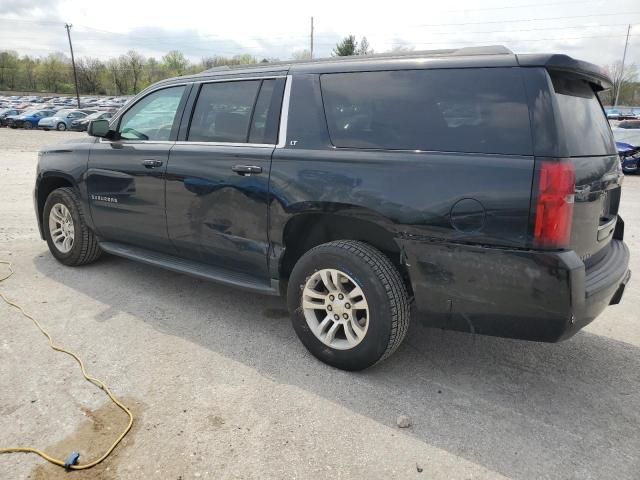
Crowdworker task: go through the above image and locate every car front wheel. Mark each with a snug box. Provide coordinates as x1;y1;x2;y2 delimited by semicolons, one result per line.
287;240;410;371
56;122;67;131
43;187;102;266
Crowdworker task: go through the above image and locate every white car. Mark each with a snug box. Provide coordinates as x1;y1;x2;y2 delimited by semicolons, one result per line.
37;110;87;131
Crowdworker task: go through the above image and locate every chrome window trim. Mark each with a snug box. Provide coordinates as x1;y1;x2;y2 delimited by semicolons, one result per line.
174;141;274;148
193;75;286;85
276;75;292;148
98;138;175;145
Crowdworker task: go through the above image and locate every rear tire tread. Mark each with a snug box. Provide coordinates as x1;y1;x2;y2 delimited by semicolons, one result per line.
305;240;410;364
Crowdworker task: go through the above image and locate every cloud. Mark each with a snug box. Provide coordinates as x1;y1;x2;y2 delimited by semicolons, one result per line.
0;0;61;16
0;0;638;67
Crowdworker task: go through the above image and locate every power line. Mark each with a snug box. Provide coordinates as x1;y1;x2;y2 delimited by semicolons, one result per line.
315;33;637;48
3;8;640;39
410;11;640;27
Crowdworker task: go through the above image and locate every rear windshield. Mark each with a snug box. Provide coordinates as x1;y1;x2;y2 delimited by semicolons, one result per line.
550;72;615;156
320;68;532;155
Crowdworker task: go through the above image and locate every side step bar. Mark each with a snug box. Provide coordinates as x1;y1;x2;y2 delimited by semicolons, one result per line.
99;241;279;296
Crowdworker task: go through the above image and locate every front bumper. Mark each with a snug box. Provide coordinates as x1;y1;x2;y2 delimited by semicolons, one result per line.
401;236;630;342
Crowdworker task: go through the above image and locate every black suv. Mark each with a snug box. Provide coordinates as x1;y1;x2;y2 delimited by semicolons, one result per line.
34;46;630;370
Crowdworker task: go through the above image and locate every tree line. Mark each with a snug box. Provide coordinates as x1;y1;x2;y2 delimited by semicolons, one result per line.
0;49;272;95
0;35;638;105
0;35;374;96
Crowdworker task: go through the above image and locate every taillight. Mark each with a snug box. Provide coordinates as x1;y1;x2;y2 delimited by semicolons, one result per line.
533;161;575;248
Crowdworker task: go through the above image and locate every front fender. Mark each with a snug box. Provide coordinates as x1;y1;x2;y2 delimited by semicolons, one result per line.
35;140;96;237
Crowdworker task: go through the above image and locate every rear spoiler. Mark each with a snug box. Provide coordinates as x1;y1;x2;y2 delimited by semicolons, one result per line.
517;53;613;91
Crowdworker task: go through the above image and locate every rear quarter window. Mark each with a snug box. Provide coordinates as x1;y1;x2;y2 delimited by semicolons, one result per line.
550;72;615;156
320;68;532;155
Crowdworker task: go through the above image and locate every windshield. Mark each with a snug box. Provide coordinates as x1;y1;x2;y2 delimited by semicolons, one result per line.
55;109;72;117
84;112;102;120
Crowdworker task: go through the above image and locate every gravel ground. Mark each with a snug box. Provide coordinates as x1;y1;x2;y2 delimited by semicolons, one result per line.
0;128;639;479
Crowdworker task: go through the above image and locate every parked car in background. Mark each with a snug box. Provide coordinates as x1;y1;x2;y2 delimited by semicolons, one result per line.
9;109;56;129
613;127;640;173
0;108;23;126
69;111;113;131
617;141;640;173
606;108;637;120
37;109;87;131
617;120;640;129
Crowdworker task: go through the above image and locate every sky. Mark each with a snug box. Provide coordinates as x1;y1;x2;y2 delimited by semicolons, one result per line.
0;0;638;68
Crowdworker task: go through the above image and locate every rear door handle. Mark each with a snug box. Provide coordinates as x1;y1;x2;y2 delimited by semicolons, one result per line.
232;165;262;175
142;159;163;168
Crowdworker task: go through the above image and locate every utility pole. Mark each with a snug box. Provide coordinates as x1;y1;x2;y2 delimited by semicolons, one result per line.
65;23;81;109
310;16;314;60
614;24;632;107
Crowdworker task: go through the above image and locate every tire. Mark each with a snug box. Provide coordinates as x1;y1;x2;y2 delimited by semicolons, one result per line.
43;187;102;266
23;122;33;130
56;122;67;131
287;240;410;371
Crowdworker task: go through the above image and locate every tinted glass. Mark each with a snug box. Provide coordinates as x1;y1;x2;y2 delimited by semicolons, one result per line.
550;72;614;156
249;79;277;144
321;68;532;155
119;85;185;141
188;80;260;143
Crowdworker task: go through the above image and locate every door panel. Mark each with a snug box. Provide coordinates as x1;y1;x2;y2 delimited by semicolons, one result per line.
164;77;284;278
166;144;273;277
87;84;187;252
87;141;172;252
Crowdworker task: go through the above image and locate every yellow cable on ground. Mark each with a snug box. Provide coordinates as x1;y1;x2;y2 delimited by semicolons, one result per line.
0;259;134;470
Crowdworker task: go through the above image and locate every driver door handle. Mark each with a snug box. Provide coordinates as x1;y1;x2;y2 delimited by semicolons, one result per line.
231;165;262;175
142;159;163;168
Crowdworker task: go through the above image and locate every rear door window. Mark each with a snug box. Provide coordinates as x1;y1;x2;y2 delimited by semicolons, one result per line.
188;80;260;143
249;79;279;144
550;72;615;156
187;79;283;144
320;68;532;155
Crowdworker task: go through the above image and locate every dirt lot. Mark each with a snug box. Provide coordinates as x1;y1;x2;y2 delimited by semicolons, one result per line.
1;128;639;479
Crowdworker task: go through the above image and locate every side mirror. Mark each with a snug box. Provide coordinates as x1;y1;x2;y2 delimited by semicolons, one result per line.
88;119;111;138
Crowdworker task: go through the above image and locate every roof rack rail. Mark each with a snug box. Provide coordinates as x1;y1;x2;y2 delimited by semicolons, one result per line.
202;65;231;73
200;45;513;72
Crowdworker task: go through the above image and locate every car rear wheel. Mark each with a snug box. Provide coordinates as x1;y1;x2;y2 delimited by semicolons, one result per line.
43;187;102;266
56;122;67;131
287;240;410;371
23;122;33;129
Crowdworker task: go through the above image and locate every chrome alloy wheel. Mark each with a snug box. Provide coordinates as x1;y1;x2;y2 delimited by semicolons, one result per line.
302;268;369;350
48;203;75;253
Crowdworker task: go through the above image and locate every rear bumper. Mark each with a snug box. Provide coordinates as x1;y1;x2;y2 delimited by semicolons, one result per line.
401;237;630;342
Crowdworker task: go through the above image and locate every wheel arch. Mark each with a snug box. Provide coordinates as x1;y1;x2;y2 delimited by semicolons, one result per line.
36;173;77;240
278;212;413;296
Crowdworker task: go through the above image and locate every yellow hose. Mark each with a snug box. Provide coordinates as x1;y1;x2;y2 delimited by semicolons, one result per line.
0;259;133;470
